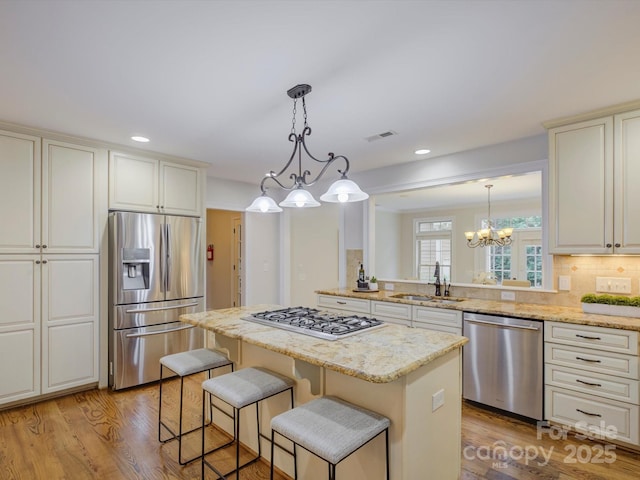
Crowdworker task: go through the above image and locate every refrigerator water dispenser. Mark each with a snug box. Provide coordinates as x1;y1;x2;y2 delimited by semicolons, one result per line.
122;248;150;290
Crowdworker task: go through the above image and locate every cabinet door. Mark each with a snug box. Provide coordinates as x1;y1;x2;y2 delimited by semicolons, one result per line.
43;140;106;253
109;151;159;212
0;130;41;254
548;117;613;254
614;109;640;253
0;256;40;404
160;161;201;216
41;254;99;393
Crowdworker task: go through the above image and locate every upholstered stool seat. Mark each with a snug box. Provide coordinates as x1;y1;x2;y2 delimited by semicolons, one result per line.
202;367;295;479
270;396;390;480
158;348;233;465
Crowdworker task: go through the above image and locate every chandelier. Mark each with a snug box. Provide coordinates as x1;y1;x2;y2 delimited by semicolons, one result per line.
246;84;368;213
464;184;513;248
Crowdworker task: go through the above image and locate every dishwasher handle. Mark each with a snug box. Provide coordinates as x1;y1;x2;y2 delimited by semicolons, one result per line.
464;318;541;331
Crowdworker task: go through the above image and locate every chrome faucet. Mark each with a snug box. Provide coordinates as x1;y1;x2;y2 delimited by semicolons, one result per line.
433;261;441;296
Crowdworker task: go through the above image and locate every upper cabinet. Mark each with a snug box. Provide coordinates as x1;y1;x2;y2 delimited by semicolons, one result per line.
0;132;105;254
548;108;640;254
109;151;202;217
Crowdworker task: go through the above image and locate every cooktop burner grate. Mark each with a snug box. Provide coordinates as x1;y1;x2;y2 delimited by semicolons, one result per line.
243;306;385;340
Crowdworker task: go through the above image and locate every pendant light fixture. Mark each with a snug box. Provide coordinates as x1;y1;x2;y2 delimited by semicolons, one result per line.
464;184;513;248
246;84;368;213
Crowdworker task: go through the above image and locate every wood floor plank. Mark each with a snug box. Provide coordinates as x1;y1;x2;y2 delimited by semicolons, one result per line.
2;380;640;479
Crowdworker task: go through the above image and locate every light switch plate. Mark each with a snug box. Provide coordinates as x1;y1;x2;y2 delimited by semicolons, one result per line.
501;291;516;301
558;275;571;291
595;277;631;294
432;389;445;412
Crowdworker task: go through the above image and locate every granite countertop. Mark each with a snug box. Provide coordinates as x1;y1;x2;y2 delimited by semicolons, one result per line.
316;288;640;331
180;304;467;384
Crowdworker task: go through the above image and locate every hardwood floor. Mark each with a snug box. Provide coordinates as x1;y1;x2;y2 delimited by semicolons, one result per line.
1;376;639;479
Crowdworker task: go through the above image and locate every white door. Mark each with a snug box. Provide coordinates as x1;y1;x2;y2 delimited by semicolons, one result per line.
0;130;41;254
41;254;99;394
0;255;41;404
614;109;640;253
160;161;201;216
42;140;104;253
109;151;159;212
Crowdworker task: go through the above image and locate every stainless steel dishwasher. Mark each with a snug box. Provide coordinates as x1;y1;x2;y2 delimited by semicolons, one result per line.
463;312;544;420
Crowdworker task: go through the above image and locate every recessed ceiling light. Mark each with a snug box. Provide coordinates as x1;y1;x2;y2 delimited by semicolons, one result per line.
415;149;431;155
131;136;150;143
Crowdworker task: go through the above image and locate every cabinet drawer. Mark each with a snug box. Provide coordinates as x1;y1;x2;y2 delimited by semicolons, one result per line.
374;315;411;328
545;343;639;379
545;364;639;404
545;321;638;355
545;386;639;445
371;301;411;320
412;322;461;335
317;295;370;314
412;306;462;328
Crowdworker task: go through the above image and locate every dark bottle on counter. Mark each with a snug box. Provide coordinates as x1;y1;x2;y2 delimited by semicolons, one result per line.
358;264;365;283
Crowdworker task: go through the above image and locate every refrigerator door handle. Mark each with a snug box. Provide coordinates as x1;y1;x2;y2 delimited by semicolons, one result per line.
124;302;200;314
166;223;171;292
125;324;195;338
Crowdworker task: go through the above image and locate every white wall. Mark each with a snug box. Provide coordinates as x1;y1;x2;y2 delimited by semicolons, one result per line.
287;205;340;307
374;210;402;278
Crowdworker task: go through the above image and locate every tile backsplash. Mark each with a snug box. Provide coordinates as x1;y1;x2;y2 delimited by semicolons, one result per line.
376;256;640;308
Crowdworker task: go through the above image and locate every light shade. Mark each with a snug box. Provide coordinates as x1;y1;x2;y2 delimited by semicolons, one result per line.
279;187;321;208
319;178;369;203
246;194;283;213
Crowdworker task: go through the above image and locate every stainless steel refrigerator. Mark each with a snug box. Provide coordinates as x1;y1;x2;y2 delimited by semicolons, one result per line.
108;211;205;390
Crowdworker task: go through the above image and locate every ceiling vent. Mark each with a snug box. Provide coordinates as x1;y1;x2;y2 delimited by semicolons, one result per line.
365;130;398;142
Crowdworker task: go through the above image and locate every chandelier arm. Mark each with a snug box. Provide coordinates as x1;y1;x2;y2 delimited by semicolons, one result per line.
295;127;351;186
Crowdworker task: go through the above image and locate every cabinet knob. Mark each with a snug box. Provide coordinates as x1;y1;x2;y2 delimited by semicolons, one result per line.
35;244;41;248
606;243;612;248
35;260;41;264
42;244;47;249
42;260;47;264
615;243;621;248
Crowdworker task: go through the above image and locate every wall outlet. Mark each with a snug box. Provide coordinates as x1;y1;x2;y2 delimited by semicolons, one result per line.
558;275;571;291
501;291;516;301
386;283;394;291
432;389;445;412
595;277;631;294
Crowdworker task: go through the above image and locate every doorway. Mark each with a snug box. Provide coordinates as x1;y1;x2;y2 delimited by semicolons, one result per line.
205;209;243;309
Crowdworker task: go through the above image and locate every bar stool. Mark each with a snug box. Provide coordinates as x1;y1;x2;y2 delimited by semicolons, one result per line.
270;396;390;480
158;348;233;464
201;367;295;479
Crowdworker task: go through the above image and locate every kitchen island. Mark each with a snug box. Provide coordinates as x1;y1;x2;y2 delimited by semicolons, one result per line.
181;304;467;480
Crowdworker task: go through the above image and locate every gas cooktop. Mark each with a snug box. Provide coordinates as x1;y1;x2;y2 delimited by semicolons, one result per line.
243;306;385;341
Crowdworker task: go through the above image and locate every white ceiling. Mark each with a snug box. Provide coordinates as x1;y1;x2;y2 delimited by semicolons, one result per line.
2;1;640;185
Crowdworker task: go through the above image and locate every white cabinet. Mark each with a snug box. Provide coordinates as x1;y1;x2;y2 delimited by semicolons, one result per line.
0;134;104;254
41;255;99;393
413;306;462;334
317;294;371;315
0;132;106;406
544;321;640;446
548;109;640;254
0;256;40;404
371;300;411;327
109;151;202;216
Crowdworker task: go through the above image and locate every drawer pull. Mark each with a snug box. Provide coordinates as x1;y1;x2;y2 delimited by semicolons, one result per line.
576;356;601;363
576;408;602;418
337;301;347;305
576;334;601;340
576;379;602;387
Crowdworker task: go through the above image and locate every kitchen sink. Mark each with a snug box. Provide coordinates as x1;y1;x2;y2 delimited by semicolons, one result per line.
391;293;463;304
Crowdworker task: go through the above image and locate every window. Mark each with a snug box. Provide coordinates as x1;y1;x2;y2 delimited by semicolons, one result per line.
484;216;542;287
415;219;451;281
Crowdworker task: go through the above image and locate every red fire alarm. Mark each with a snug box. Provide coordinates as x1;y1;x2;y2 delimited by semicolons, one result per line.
207;244;214;261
